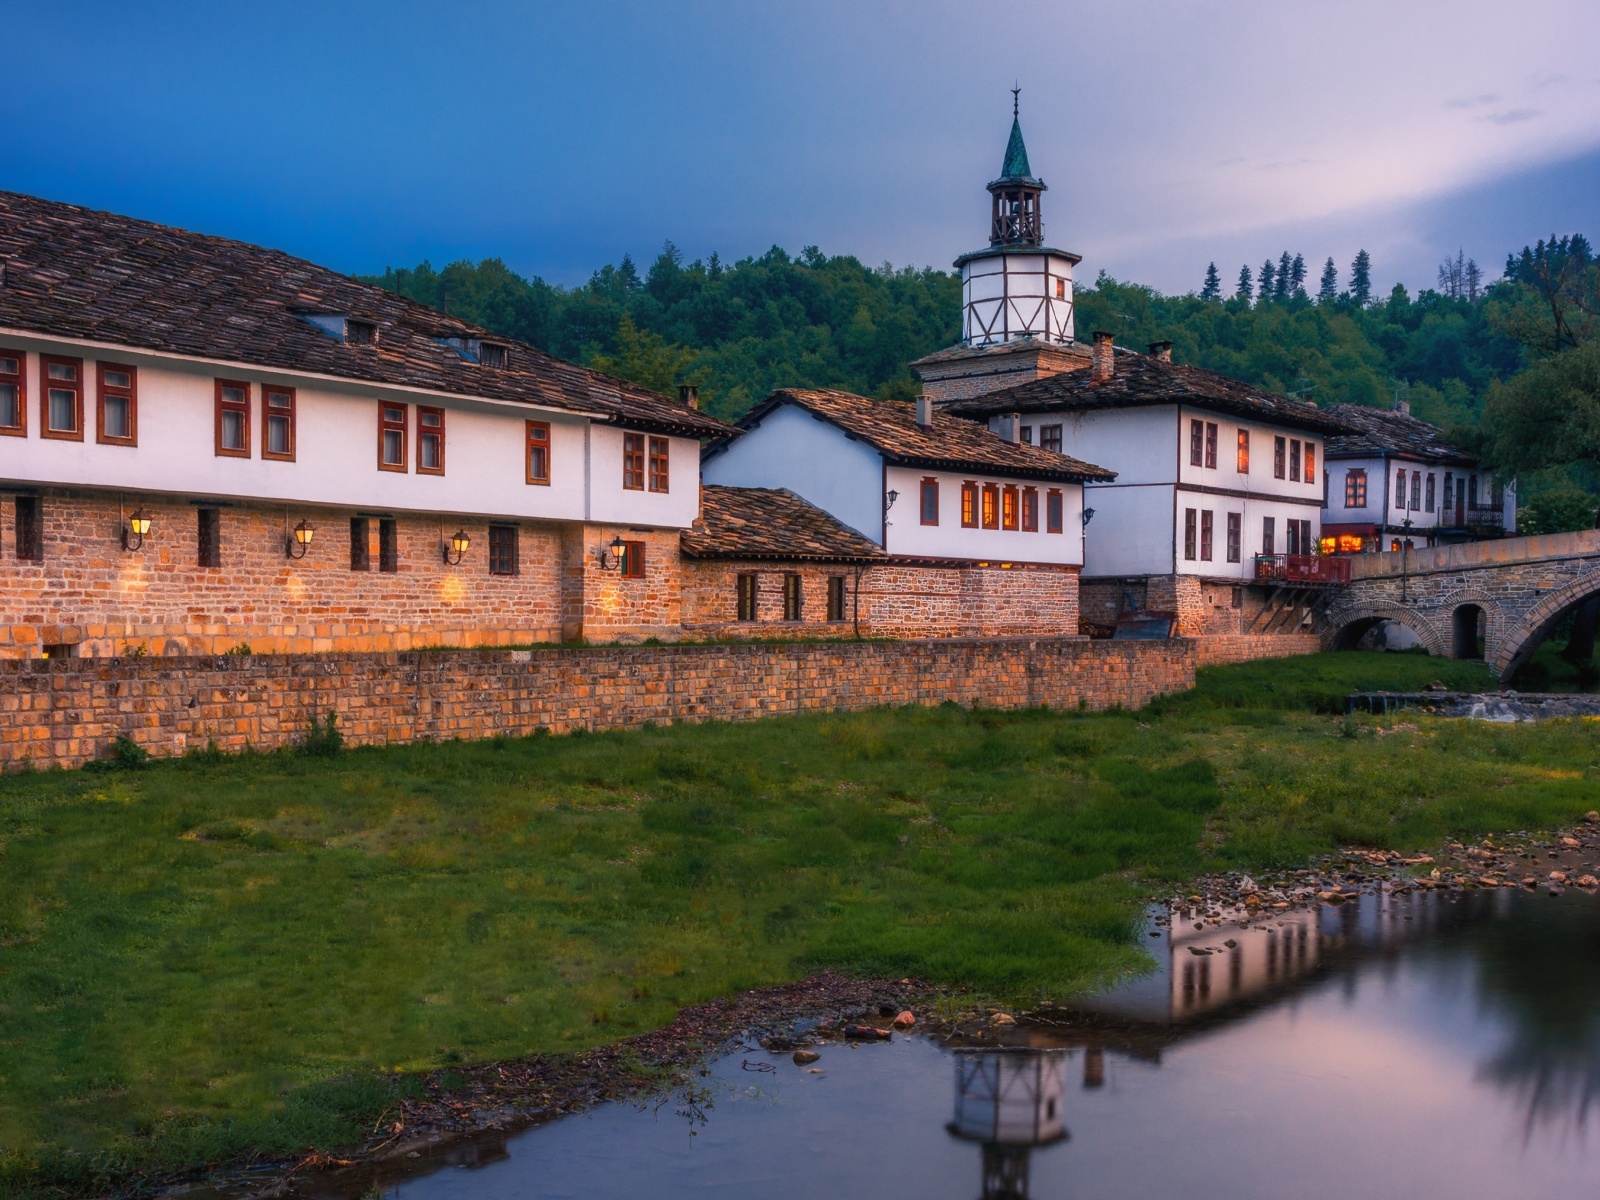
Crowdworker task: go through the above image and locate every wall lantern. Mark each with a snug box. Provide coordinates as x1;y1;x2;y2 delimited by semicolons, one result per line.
286;519;315;560
884;488;900;514
1082;506;1096;527
598;534;627;571
444;528;471;565
122;510;152;552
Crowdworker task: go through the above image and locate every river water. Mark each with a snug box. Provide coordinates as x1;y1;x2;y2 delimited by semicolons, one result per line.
370;888;1600;1199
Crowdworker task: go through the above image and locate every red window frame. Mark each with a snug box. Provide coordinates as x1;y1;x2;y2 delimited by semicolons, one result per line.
1046;488;1063;534
961;481;978;528
1021;486;1038;532
1289;439;1302;482
981;484;1000;530
262;384;296;461
416;405;445;475
1184;508;1197;560
920;477;939;526
1236;429;1249;473
1304;442;1316;485
0;350;26;436
1226;512;1242;562
1204;422;1218;469
526;421;550;484
40;355;83;441
95;362;138;446
1274;436;1286;480
623;433;645;490
1001;484;1019;531
1189;418;1203;467
647;436;669;493
1345;468;1367;508
215;379;251;457
1200;509;1214;561
622;539;646;579
378;402;408;472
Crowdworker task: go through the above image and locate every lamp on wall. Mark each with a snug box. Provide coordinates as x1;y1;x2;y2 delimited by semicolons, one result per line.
122;510;152;552
884;488;899;514
598;535;627;571
285;520;315;559
443;528;471;565
1082;506;1096;527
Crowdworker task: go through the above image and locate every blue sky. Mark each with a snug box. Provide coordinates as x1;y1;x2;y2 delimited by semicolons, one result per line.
2;0;1596;297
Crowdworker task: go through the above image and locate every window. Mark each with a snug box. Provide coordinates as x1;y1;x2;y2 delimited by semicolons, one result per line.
1425;473;1436;513
1395;469;1407;508
379;519;398;573
1468;474;1479;507
350;518;370;571
1020;426;1033;445
0;351;25;435
1046;489;1063;533
488;524;519;575
1002;484;1019;530
827;576;846;622
1300;519;1314;552
736;573;758;621
1021;486;1038;532
346;319;377;346
1344;468;1368;508
417;406;444;474
526;421;550;484
256;386;294;461
1262;516;1276;555
1411;472;1422;510
1190;418;1204;467
981;484;1000;530
961;482;978;528
920;477;939;525
215;380;250;456
623;433;645;490
1286;519;1300;556
783;573;802;620
1226;512;1242;562
197;508;221;568
648;436;669;492
1054;277;1066;300
1443;473;1454;513
15;496;42;561
1304;442;1315;484
96;362;137;445
1200;509;1214;561
479;342;508;368
1205;422;1218;469
378;403;407;471
1273;436;1286;479
41;355;82;440
1184;508;1197;560
1289;439;1301;482
1236;429;1249;473
1039;424;1062;452
621;539;645;579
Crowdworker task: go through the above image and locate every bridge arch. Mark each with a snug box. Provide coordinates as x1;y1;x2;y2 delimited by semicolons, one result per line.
1321;602;1447;657
1495;569;1600;678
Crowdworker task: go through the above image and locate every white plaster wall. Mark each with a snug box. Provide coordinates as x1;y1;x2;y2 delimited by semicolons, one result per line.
961;253;1076;345
1175;406;1326;503
1012;406;1176;487
0;339;699;530
1082;484;1175;577
883;464;1083;565
1325;455;1387;524
1173;494;1324;579
701;403;884;542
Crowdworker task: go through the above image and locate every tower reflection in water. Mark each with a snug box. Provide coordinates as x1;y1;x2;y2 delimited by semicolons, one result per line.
946;1049;1070;1200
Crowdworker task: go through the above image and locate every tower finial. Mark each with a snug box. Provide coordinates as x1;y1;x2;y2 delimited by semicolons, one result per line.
1011;84;1020;118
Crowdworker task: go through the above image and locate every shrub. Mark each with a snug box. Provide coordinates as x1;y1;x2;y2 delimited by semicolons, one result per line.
110;735;150;768
299;711;343;758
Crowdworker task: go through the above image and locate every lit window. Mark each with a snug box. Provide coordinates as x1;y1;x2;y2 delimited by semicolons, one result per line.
1021;486;1038;532
1236;429;1249;473
981;484;1000;530
1344;468;1367;508
920;477;939;525
97;363;137;445
417;406;445;475
1305;442;1315;484
1054;278;1066;300
1001;484;1019;531
263;386;295;461
961;482;978;528
0;352;23;435
215;380;251;456
623;433;645;490
526;422;551;484
648;436;669;492
378;403;407;471
42;356;83;440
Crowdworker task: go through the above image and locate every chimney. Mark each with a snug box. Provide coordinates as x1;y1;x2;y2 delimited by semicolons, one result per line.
999;413;1021;444
678;385;699;410
1395;397;1410;416
1148;340;1172;362
1091;331;1115;382
915;395;934;428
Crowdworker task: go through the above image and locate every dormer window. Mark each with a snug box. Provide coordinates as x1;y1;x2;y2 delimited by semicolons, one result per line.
479;342;508;369
441;336;509;368
346;319;377;346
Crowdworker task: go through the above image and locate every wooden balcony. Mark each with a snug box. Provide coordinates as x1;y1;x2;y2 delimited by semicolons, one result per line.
1254;554;1352;585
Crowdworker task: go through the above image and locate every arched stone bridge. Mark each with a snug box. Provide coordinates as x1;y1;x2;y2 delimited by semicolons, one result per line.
1319;529;1600;678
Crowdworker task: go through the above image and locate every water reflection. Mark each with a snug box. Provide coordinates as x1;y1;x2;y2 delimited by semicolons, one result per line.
947;1051;1067;1199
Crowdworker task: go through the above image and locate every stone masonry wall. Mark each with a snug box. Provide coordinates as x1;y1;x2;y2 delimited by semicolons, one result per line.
0;637;1198;769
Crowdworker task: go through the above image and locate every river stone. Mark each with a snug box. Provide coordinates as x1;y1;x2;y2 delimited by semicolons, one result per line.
793;1050;821;1065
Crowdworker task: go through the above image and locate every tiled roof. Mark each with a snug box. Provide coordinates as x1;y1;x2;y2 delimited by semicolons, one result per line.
0;190;728;438
943;350;1355;436
682;486;886;562
1323;404;1476;465
719;388;1116;483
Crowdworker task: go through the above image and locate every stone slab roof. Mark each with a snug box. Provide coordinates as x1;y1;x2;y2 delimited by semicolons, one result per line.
0;190;728;438
1323;404;1476;465
909;335;1091;370
719;387;1115;484
682;486;886;562
943;350;1355;436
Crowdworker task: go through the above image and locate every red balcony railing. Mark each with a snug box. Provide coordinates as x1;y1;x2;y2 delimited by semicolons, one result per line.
1254;554;1351;585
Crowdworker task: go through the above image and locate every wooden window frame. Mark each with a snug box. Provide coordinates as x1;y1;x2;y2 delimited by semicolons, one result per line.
262;384;296;462
350;517;371;571
1189;418;1203;467
488;523;519;576
622;433;645;491
14;495;42;561
1345;468;1367;508
416;405;445;476
525;421;551;485
1046;488;1063;534
1021;486;1038;532
1226;512;1242;562
1236;428;1249;473
981;483;1000;530
1204;422;1218;469
736;573;758;621
1304;442;1315;485
826;576;846;622
1289;438;1302;482
1200;509;1214;561
1184;507;1197;560
1273;436;1286;480
0;350;26;436
378;518;398;573
215;379;252;457
1425;472;1436;513
1395;468;1407;509
920;477;939;526
647;436;669;493
378;402;408;472
95;361;138;446
1039;424;1062;453
1262;516;1276;555
960;481;979;528
40;354;84;441
1001;484;1019;531
1411;472;1422;510
197;507;221;568
782;572;802;621
621;539;646;579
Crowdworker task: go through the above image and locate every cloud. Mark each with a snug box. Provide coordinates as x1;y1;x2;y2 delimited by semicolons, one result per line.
1483;109;1543;125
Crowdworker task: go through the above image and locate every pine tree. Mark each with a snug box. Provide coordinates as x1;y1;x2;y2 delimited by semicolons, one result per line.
1350;249;1372;305
1273;251;1293;301
1200;262;1222;301
1289;253;1307;297
1257;260;1275;302
1236;264;1253;300
1318;257;1339;303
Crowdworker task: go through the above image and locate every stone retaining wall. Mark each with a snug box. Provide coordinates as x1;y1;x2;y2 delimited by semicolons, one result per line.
1191;633;1322;667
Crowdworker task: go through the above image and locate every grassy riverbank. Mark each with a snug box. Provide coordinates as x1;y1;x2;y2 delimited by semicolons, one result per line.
4;652;1597;1192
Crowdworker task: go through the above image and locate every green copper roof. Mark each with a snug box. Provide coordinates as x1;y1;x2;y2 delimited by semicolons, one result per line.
1000;115;1032;181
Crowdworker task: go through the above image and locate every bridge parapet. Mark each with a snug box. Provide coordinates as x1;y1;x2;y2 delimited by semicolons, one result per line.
1347;529;1600;580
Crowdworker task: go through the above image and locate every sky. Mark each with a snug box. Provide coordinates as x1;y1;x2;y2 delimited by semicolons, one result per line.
1;0;1597;298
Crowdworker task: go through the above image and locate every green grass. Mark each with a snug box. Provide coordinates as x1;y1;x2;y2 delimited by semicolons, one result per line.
3;650;1596;1191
